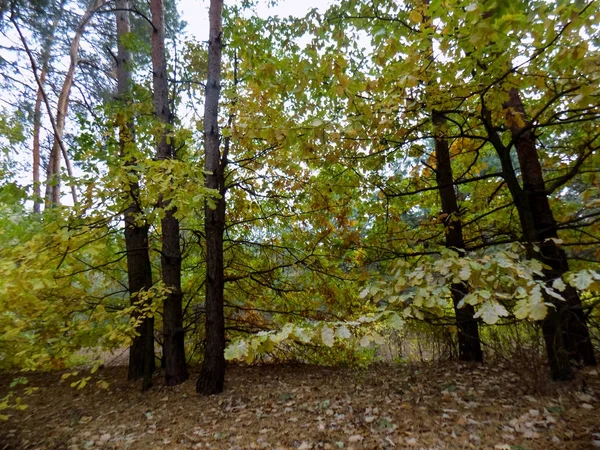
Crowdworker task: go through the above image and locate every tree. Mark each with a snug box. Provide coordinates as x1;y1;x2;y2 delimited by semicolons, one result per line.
433;110;483;362
116;0;155;390
149;0;188;386
423;0;482;362
197;0;226;396
481;86;597;379
31;0;63;213
44;0;104;206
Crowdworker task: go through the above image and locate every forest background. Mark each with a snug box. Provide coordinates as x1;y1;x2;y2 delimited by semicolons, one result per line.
0;0;599;421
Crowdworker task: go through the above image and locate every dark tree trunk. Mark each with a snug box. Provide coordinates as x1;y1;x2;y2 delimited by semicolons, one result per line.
432;110;483;362
504;88;596;368
482;100;573;380
116;0;155;391
197;0;226;396
150;0;188;386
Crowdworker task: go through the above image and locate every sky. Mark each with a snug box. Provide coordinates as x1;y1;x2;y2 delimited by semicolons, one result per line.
178;0;333;41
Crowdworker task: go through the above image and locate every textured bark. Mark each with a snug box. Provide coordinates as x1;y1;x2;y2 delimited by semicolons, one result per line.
116;0;155;390
197;0;226;396
432;111;483;362
45;0;103;207
504;88;596;370
150;0;188;386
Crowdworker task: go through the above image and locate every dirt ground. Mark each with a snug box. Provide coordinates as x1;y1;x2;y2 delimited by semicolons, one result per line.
0;362;598;450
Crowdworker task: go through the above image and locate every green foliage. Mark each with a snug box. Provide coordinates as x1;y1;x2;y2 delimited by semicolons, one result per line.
1;0;599;376
224;311;403;364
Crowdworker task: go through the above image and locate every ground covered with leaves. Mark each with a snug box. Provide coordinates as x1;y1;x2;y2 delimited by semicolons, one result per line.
1;362;599;450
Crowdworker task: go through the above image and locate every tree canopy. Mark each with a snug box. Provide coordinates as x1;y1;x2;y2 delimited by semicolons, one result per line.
0;0;599;403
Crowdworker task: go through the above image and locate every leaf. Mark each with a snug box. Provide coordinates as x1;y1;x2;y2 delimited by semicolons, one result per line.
408;10;422;23
359;335;371;347
552;278;566;292
543;285;565;301
335;324;351;339
529;303;548;321
224;341;249;361
567;270;598;290
386;312;404;330
294;327;312;344
474;301;509;324
458;265;471;281
321;325;335;347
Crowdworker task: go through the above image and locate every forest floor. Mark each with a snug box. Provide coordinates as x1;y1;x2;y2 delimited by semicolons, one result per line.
0;361;599;450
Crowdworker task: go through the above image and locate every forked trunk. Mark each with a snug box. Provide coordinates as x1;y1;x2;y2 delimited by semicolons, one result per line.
32;3;63;213
483;100;572;380
504;88;596;370
46;0;103;206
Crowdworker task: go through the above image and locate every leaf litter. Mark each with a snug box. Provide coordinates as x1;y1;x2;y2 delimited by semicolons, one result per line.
0;362;598;449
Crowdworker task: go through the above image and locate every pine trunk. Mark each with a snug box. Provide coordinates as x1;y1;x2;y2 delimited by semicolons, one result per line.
116;0;155;390
432;110;483;362
197;0;226;396
32;4;63;213
149;0;188;386
45;0;102;207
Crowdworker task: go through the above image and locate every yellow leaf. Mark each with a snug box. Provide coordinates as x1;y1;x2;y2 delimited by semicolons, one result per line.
409;10;422;23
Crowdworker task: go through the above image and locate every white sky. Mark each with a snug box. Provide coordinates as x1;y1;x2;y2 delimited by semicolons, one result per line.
178;0;333;41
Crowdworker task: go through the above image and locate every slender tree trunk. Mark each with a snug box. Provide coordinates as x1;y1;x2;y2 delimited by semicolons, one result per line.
115;0;155;390
46;0;103;207
197;0;226;396
149;0;188;386
504;88;596;367
32;3;63;213
432;110;483;362
420;0;482;362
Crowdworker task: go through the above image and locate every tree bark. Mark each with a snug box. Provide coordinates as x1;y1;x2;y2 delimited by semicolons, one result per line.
197;0;226;396
32;3;63;213
504;88;596;368
149;0;188;386
482;99;573;380
432;110;483;362
116;0;155;390
45;0;103;207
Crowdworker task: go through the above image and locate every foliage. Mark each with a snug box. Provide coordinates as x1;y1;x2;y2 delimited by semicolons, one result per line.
0;0;599;376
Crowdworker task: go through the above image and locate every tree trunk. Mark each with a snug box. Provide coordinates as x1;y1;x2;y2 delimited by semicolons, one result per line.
432;110;483;362
46;0;103;207
419;0;482;362
197;0;226;396
32;3;63;213
482;99;573;380
504;88;596;368
149;0;188;386
116;0;155;390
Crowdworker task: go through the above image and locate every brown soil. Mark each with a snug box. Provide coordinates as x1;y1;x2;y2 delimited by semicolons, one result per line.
0;362;598;450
